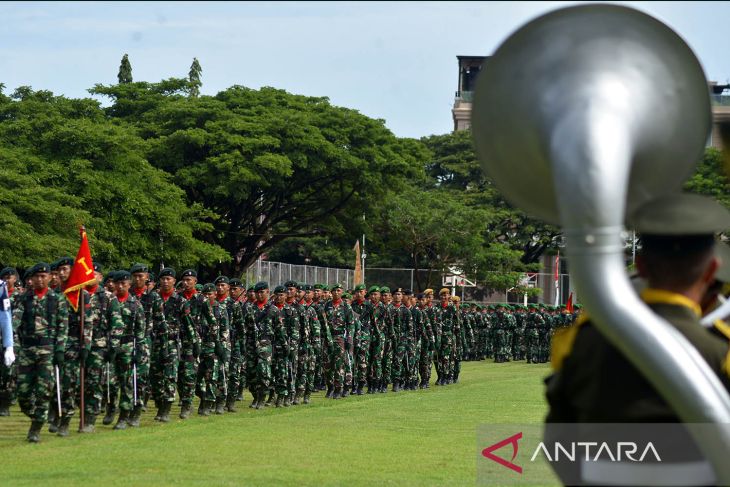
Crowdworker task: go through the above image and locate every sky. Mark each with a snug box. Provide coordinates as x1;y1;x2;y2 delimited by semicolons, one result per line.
2;1;730;139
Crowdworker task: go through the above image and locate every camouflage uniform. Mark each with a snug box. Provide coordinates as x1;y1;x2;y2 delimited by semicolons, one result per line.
393;302;415;390
381;302;397;391
227;299;246;409
280;301;299;403
425;304;441;382
251;300;286;407
367;300;386;392
58;289;92;431
416;303;435;387
195;298;226;413
351;299;370;394
301;300;321;401
434;301;460;384
323;299;355;397
111;293;146;427
178;290;202;414
13;288;68;430
294;299;313;402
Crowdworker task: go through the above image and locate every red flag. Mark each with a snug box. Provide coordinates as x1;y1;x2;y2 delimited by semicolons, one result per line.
566;292;574;313
64;227;96;312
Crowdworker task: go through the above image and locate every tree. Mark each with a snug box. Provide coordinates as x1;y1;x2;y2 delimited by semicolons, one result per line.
90;82;425;275
0;87;226;271
188;58;202;98
684;147;730;209
117;54;133;84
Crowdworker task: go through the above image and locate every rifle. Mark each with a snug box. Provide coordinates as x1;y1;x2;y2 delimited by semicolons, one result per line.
132;338;138;406
55;365;62;417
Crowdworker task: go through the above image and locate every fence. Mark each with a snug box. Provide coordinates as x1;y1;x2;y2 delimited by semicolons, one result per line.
243;260;355;289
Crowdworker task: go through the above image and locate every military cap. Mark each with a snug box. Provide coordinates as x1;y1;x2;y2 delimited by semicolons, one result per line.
254;281;269;291
229;278;242;287
195;283;203;292
159;268;176;279
630;193;730;236
368;285;380;294
283;280;298;288
330;283;344;291
302;284;313;291
214;275;229;285
93;262;103;273
439;288;450;295
403;289;412;296
202;283;215;293
273;285;286;294
129;263;149;274
715;242;730;283
0;267;17;278
113;270;131;282
393;287;404;294
343;292;353;299
423;288;434;295
181;269;197;279
295;282;303;290
321;285;330;291
247;285;256;292
313;284;324;290
102;274;112;285
416;293;424;299
380;286;391;294
49;260;59;271
575;304;583;309
147;272;156;282
354;284;367;292
30;262;51;276
56;256;74;268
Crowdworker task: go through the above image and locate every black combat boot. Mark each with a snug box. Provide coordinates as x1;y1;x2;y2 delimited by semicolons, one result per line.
283;395;291;407
342;386;350;398
57;415;72;437
379;380;387;393
332;387;342;399
392;380;400;392
128;405;142;427
254;389;266;410
102;404;116;425
180;403;192;419
292;392;301;405
80;414;96;433
213;399;224;415
303;393;311;404
274;395;283;408
226;397;238;413
367;380;375;394
0;398;10;416
265;390;274;407
113;410;129;430
159;403;171;423
27;421;43;443
356;383;364;395
154;403;164;421
325;386;334;399
48;408;59;433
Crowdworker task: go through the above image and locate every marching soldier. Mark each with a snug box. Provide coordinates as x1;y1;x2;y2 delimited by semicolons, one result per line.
323;283;354;399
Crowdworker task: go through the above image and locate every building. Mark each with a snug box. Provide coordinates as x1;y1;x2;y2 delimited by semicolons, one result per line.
453;55;730;149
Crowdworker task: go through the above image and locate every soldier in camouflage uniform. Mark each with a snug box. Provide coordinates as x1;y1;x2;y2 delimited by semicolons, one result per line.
366;287;386;394
300;284;321;404
379;286;395;393
213;276;234;414
350;284;369;395
13;263;69;442
279;281;300;407
312;284;329;393
393;289;416;391
0;266;20;416
109;271;147;430
537;304;552;363
434;288;459;385
177;269;202;419
196;283;228;416
243;285;260;406
323;283;355;399
52;256;94;437
416;293;435;388
81;264;123;432
423;289;441;383
451;296;466;383
250;282;286;409
227;278;246;408
524;303;543;364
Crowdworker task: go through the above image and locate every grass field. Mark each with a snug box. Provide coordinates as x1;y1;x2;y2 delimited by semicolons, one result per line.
1;361;551;486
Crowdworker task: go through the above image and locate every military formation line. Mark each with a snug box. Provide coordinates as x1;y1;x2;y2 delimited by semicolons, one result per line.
0;260;580;442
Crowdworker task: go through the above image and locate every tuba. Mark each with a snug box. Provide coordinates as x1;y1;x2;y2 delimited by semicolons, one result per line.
472;4;730;480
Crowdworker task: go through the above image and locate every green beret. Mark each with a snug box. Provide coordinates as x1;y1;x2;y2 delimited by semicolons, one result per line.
254;281;269;291
321;285;330;291
380;286;391;294
343;292;353;299
56;256;74;268
302;284;313;291
313;284;323;290
354;284;367;292
273;285;286;294
284;280;298;288
247;285;255;292
113;270;131;282
0;267;17;278
330;283;343;291
93;262;103;273
575;304;583;309
30;262;52;276
229;278;242;287
214;275;229;285
159;268;176;279
181;269;197;279
129;263;149;274
202;283;215;293
368;286;380;293
195;284;203;291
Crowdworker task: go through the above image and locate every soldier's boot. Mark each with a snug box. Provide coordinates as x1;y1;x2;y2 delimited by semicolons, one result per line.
0;398;10;416
303;393;311;405
102;404;116;425
283;395;292;407
128;406;142;427
237;392;244;401
379;380;387;393
249;395;258;408
332;387;342;399
48;412;59;433
113;410;129;430
197;400;209;416
158;403;171;423
292;392;301;405
27;421;43;443
274;395;283;408
356;383;364;395
179;403;192;419
154;404;164;421
226;397;238;412
57;415;72;437
342;386;350;398
351;385;357;395
366;380;374;394
265;391;274;407
80;415;96;433
392;380;400;393
325;386;333;399
254;389;266;410
215;399;226;415
142;392;149;412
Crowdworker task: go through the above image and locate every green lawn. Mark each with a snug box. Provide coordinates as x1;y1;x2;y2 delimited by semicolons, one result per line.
1;361;550;486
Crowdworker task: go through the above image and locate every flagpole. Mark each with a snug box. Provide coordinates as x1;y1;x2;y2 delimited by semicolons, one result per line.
79;290;85;431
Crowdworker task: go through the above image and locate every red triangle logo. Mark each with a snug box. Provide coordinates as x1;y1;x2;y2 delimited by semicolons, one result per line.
481;432;523;474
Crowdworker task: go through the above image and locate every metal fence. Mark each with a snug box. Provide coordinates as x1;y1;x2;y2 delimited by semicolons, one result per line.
242;260;355;289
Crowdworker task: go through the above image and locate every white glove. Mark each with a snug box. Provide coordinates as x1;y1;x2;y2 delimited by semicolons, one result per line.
4;347;15;367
